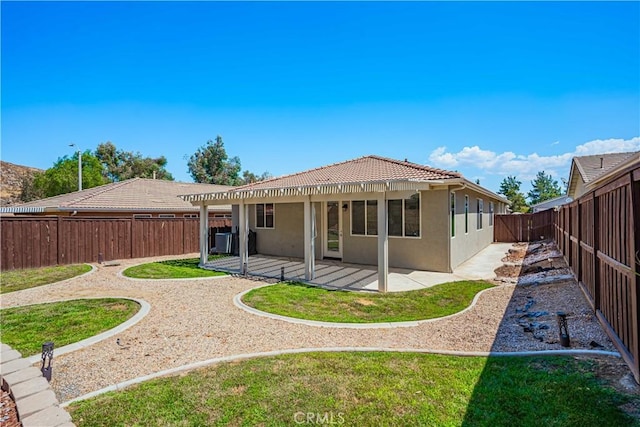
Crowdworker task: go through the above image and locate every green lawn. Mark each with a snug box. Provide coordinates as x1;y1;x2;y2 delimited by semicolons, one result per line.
0;264;92;294
68;352;639;426
0;298;139;356
242;280;493;323
122;256;228;279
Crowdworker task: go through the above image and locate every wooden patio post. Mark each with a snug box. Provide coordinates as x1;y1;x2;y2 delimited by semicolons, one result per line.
199;203;208;266
239;200;248;275
377;191;388;292
303;198;314;280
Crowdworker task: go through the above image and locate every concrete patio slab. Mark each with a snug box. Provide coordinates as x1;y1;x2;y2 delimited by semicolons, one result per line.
205;243;512;292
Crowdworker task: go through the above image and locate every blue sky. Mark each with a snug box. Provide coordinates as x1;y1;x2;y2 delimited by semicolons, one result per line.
2;1;639;195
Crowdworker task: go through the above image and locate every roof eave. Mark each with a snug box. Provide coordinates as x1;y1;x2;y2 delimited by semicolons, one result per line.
0;205;231;214
181;178;450;204
434;178;510;204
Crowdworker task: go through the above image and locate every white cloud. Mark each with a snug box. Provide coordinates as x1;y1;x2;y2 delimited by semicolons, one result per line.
428;137;640;182
573;137;640;156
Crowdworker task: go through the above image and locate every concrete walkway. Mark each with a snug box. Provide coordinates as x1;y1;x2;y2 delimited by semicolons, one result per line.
204;243;513;291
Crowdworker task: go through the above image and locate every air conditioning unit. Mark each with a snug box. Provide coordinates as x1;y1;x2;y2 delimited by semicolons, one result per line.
215;233;232;254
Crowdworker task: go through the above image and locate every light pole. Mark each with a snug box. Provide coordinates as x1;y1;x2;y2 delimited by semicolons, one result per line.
69;143;82;191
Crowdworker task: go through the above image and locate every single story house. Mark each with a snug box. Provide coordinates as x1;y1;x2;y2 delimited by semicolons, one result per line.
531;194;572;213
567;151;639;199
182;155;509;292
0;178;233;225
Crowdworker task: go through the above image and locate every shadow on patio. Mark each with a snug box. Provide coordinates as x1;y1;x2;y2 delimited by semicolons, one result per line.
203;243;510;292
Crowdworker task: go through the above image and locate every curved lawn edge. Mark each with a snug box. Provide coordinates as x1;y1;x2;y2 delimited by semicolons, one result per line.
118;260;228;281
58;263;96;283
234;282;498;328
61;346;620;408
117;269;229;282
2;263;97;294
20;297;150;362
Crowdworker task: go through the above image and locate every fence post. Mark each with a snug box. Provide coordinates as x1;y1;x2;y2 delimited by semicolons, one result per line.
576;201;582;282
628;171;639;381
182;217;187;254
130;216;135;259
518;217;522;242
56;216;62;265
593;191;600;311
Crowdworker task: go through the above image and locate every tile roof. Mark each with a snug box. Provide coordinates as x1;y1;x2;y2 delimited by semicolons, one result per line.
573;151;639;183
232;155;461;191
4;178;232;212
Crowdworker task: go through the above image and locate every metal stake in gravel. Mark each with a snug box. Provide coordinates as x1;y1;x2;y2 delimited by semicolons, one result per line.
41;341;54;382
557;312;571;347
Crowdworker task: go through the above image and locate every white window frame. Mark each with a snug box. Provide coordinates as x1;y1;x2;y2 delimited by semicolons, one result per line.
388;194;421;239
255;203;275;229
213;213;232;218
133;214;152;219
464;195;469;234
350;200;378;237
489;202;494;226
450;192;456;238
183;214;199;218
477;199;483;230
158;214;175;218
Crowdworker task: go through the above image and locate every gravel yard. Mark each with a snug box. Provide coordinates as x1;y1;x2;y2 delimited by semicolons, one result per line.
492;241;614;352
0;244;625;403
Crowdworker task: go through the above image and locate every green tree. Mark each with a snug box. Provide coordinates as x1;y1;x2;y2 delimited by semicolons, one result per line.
21;151;107;201
19;174;44;202
241;170;273;185
498;176;529;213
96;142;174;181
528;171;562;205
187;136;242;185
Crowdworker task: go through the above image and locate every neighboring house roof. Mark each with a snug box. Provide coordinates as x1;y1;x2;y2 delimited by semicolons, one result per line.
567;151;640;198
531;195;572;212
0;178;233;214
182;155;508;204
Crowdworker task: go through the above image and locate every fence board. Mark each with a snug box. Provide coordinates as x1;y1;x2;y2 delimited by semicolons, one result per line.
555;165;639;382
494;210;554;243
0;216;230;270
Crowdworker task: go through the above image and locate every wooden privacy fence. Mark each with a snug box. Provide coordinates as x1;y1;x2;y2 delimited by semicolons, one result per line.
1;216;232;271
494;210;554;243
555;164;639;381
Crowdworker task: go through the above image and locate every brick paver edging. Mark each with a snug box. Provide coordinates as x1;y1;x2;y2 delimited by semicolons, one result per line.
0;343;74;427
0;297;148;426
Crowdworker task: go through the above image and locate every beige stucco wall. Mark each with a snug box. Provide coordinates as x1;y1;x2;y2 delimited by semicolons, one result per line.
449;187;498;269
249;202;322;259
341;190;449;271
241;188;503;273
573;179;587;199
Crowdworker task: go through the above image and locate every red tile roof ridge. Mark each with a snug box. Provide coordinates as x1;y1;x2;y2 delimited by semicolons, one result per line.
366;154;462;178
15;178;138;208
232;155;460;191
573;150;638;160
66;178;140;205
